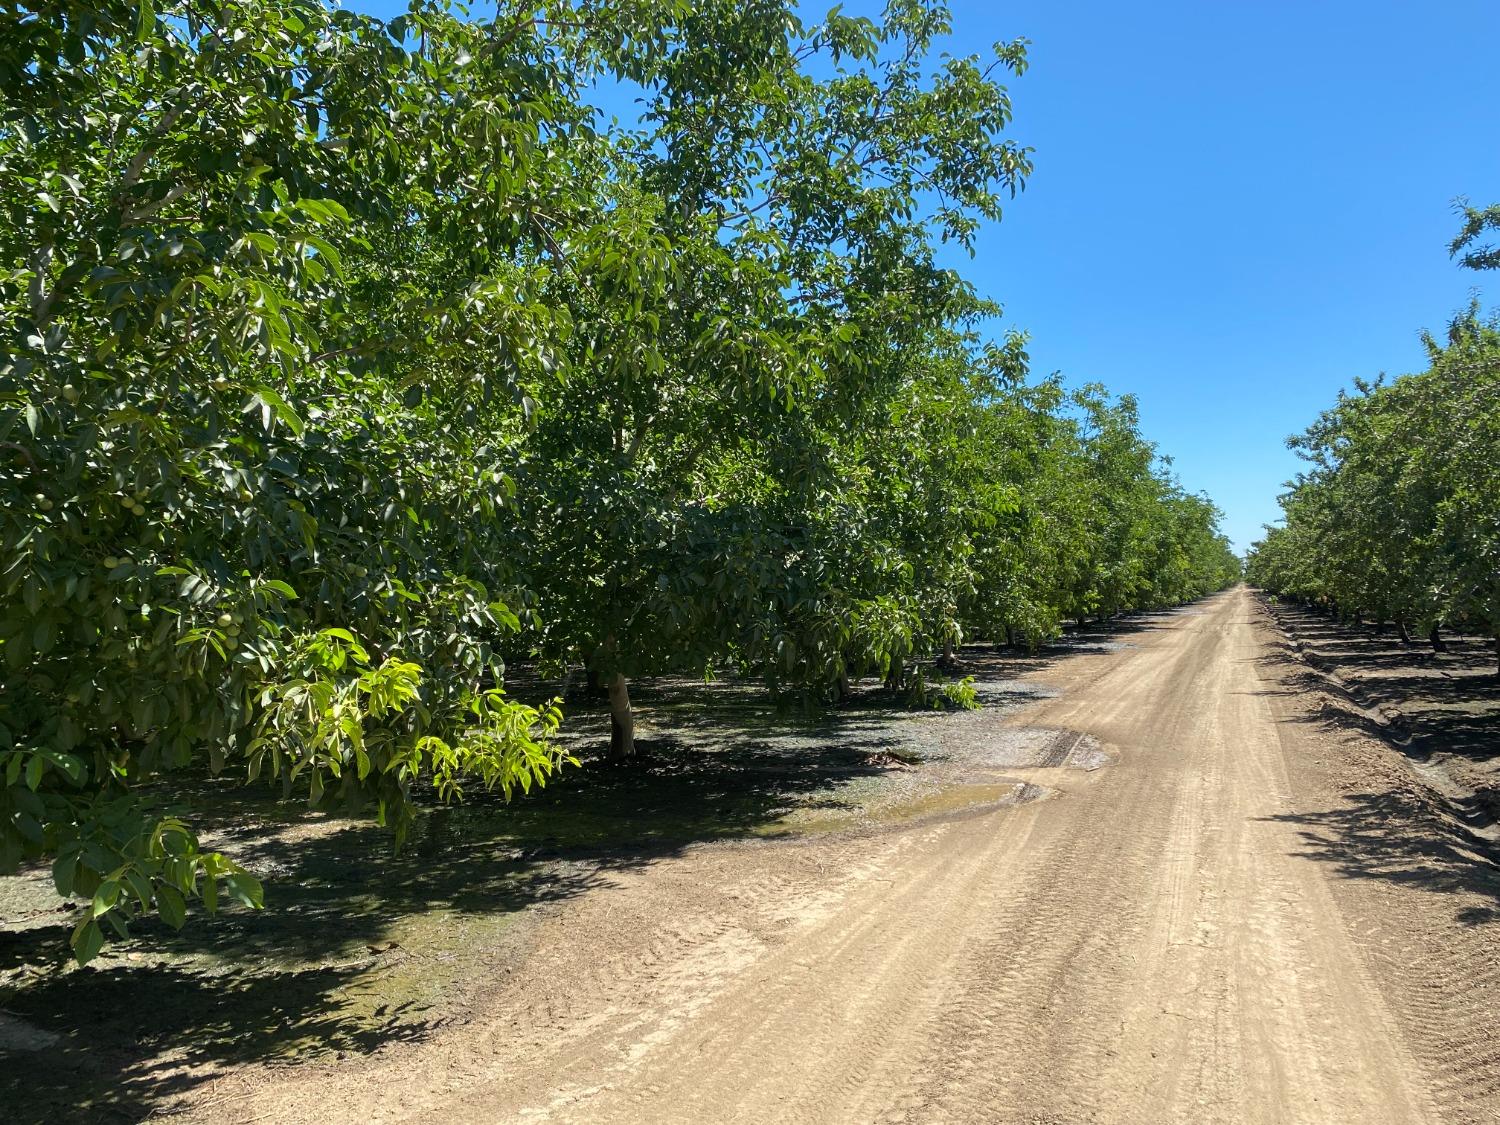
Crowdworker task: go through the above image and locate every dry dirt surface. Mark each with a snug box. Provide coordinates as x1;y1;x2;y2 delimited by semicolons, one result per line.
184;587;1500;1125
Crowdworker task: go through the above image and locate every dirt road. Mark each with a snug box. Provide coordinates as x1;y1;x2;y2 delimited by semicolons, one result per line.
191;587;1500;1124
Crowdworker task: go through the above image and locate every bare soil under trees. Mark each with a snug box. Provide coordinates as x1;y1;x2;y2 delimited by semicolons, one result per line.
6;586;1500;1123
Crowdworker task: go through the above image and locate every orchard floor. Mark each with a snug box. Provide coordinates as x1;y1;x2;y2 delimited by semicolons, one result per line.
6;587;1500;1123
0;626;1111;1120
1268;601;1500;828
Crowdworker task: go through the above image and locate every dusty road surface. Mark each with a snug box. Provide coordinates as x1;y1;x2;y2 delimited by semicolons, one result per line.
190;587;1500;1124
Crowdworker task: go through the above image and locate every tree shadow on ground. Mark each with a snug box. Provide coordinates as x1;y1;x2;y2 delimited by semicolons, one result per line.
0;729;907;1122
3;941;440;1122
0;809;648;1122
1251;621;1500;931
1255;641;1500;828
1258;786;1500;929
1264;607;1500;771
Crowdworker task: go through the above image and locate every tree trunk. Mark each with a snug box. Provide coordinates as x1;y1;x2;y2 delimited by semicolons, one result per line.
836;668;851;703
1396;618;1411;645
607;672;636;760
1004;624;1016;648
1429;624;1446;653
941;637;955;666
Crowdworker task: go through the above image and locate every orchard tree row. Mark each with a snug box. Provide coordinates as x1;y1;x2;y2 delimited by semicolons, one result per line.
1;0;1239;960
1247;216;1500;669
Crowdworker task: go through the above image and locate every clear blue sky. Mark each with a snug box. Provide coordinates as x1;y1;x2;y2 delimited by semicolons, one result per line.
352;0;1500;552
927;1;1500;552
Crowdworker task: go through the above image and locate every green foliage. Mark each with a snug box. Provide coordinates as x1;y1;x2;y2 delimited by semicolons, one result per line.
1248;303;1500;665
1451;197;1500;272
920;674;980;712
2;0;1240;962
1;0;581;960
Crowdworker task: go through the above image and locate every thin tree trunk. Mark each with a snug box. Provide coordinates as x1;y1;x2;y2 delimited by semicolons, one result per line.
1004;624;1016;648
836;668;851;703
1429;624;1446;653
941;637;955;666
608;672;636;760
1396;618;1411;645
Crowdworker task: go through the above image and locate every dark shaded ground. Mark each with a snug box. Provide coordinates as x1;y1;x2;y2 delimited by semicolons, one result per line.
1265;601;1500;816
1264;785;1500;929
0;613;1166;1124
1253;597;1500;929
1;738;904;1122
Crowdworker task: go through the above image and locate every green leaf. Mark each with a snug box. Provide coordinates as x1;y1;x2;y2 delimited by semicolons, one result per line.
124;870;154;909
51;854;76;898
248;387;305;435
156;884;187;929
43;750;84;784
71;919;105;965
225;871;264;910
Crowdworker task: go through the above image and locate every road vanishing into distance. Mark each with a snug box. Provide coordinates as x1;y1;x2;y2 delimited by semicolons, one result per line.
192;587;1500;1125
